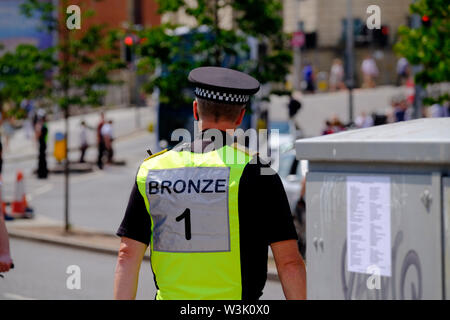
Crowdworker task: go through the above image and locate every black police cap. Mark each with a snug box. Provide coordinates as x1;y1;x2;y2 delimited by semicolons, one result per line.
188;67;260;104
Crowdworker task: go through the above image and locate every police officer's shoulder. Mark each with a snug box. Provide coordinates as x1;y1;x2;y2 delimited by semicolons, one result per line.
143;148;168;162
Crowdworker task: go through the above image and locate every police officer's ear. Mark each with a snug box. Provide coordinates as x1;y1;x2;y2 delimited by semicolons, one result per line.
193;100;199;121
235;106;246;126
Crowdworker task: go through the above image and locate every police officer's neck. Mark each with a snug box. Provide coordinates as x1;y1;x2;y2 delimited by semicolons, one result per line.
199;121;239;133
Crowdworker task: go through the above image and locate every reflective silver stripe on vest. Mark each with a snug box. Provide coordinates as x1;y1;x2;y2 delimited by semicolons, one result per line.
146;167;230;253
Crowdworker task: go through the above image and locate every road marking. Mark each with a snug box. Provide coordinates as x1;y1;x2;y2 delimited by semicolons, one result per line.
3;292;36;300
71;170;104;183
27;183;54;202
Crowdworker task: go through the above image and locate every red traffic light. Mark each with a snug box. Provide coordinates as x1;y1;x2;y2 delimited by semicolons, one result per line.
422;15;430;23
124;36;134;46
381;26;389;35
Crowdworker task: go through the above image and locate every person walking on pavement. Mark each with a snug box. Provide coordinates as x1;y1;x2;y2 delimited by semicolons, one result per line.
36;113;49;179
97;112;106;169
303;62;316;93
287;93;302;120
396;57;410;87
79;121;89;163
361;54;379;88
114;67;306;300
101;120;114;164
329;58;345;91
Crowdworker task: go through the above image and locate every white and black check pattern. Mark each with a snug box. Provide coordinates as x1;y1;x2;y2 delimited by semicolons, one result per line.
195;87;250;103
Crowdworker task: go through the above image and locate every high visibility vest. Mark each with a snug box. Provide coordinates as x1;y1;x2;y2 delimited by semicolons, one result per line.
136;144;253;300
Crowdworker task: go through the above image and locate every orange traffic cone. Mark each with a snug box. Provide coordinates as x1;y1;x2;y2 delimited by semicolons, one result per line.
11;171;27;217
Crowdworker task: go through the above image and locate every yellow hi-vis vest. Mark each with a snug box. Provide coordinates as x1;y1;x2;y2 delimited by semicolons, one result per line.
136;144;253;300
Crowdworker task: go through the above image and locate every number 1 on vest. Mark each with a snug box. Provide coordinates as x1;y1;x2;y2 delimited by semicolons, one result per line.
176;208;191;240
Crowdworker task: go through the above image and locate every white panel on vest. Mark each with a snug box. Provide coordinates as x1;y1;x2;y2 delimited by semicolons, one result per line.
146;167;230;252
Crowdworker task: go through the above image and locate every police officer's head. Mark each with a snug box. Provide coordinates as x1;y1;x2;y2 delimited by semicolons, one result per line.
189;67;260;130
193;98;246;128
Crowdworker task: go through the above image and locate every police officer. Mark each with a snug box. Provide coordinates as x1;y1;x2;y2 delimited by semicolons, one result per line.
114;67;306;300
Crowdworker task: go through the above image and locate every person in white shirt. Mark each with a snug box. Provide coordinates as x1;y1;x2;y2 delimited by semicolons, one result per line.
361;55;379;88
101;120;114;164
329;58;345;91
355;111;374;128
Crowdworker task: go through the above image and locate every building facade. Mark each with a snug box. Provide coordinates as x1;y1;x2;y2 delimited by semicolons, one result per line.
283;0;413;48
283;0;414;87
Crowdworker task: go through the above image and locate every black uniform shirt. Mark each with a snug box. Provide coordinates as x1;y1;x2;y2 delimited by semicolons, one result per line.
117;131;298;300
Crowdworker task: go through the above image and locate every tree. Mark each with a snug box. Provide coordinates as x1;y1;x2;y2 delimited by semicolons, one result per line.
395;0;450;105
136;0;292;107
0;45;55;118
17;0;126;231
20;0;126;111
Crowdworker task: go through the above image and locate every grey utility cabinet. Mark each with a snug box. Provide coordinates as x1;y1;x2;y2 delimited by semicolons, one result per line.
295;118;450;300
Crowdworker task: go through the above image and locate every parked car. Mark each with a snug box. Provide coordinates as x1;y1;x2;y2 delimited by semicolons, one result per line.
271;142;308;213
268;120;296;164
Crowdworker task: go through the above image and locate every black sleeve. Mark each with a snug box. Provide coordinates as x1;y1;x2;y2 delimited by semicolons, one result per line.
116;180;152;246
242;158;298;244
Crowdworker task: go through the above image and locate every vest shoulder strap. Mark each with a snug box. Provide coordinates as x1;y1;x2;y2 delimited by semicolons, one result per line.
144;149;168;161
230;142;257;157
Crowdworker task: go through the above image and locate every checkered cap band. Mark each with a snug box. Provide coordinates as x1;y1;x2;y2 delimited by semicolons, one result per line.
195;87;250;103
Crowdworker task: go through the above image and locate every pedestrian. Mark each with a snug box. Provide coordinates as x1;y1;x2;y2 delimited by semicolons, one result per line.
355;111;374;128
97;112;106;169
303;62;316;93
330;114;346;132
2;115;15;152
396;57;410;86
287;93;302;119
36;113;49;179
322;120;334;135
0;211;13;273
361;54;379;88
329;58;345;91
101;120;114;164
114;66;306;300
79;121;89;163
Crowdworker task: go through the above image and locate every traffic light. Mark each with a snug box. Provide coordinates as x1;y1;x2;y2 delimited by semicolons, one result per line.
124;35;134;63
422;15;431;27
372;25;389;47
124;35;134;46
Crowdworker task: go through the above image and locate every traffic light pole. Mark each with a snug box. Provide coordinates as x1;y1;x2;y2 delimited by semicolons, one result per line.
293;0;302;92
411;11;424;119
346;0;355;124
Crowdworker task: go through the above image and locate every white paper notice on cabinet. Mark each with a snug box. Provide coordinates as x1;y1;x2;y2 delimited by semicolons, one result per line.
347;176;391;277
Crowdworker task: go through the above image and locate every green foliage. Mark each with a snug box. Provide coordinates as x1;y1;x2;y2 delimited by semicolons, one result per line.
0;0;126;117
138;0;292;106
395;0;450;104
0;45;55;108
